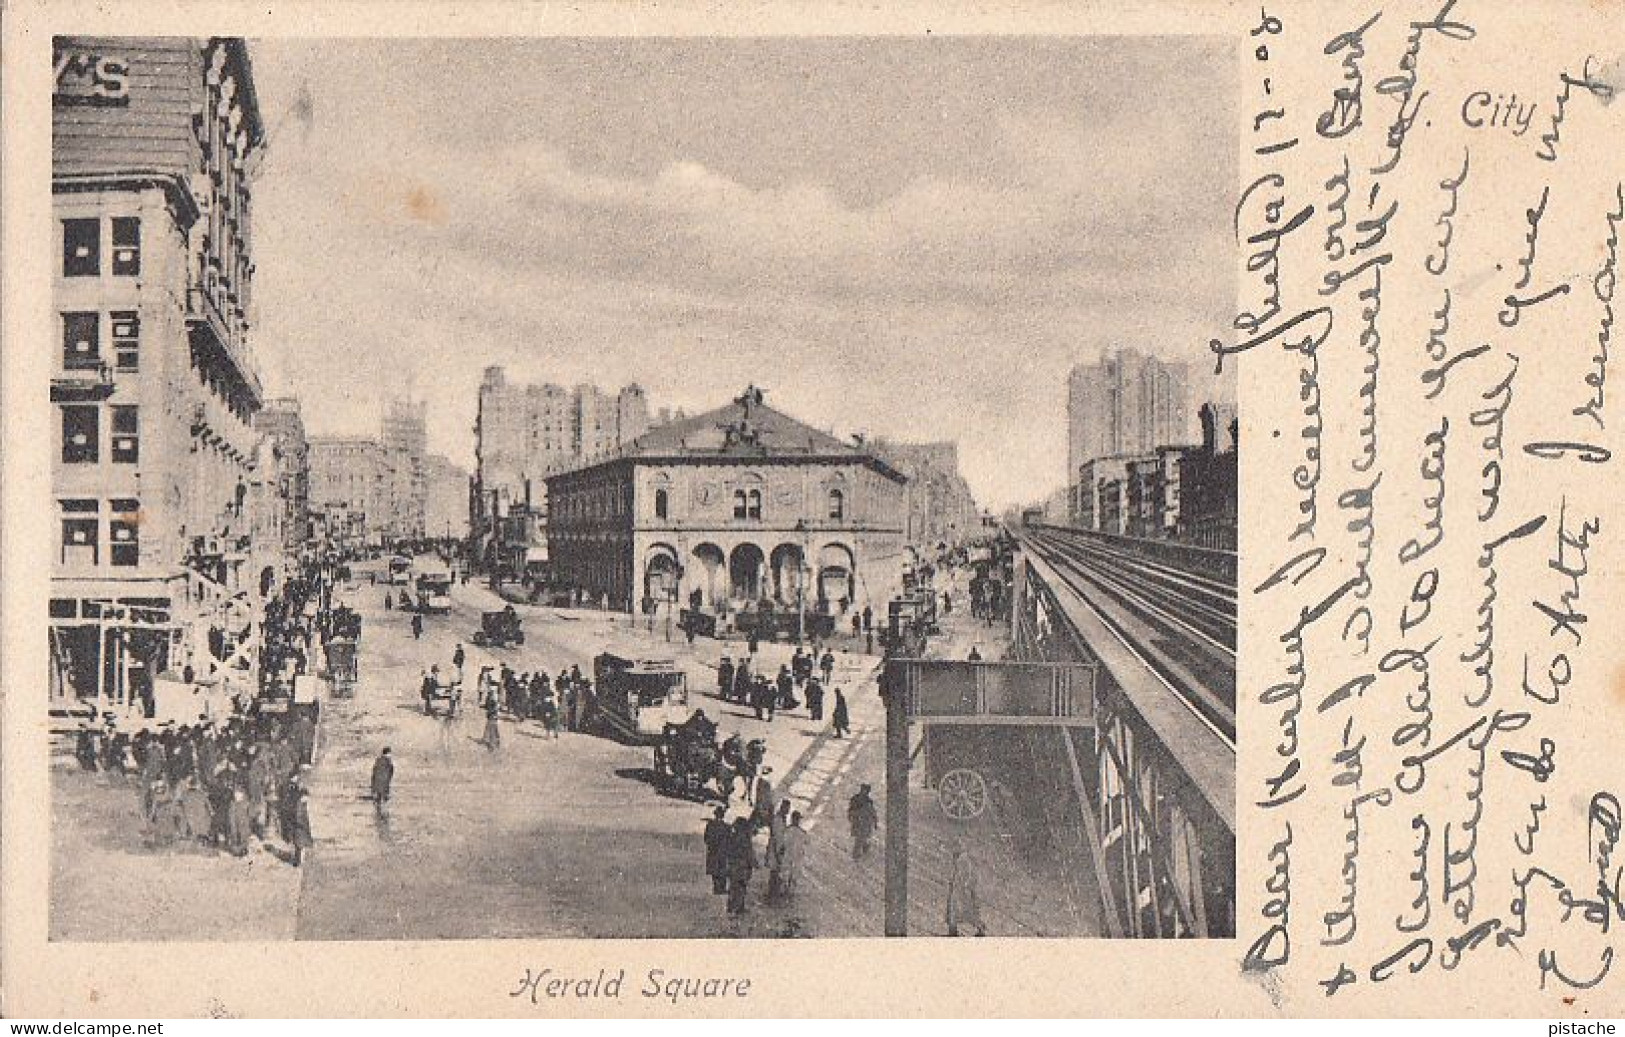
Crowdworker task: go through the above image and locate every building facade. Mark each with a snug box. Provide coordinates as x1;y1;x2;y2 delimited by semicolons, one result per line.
423;453;470;541
1075;403;1237;547
867;438;981;552
380;396;427;541
253;397;310;553
50;37;269;718
546;387;909;614
307;436;386;548
1067;349;1191;484
472;366;655;576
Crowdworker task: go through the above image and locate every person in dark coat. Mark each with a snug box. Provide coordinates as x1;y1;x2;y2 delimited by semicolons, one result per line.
806;676;825;721
411;613;423;640
820;649;835;686
370;748;394;815
848;783;879;860
703;806;731;895
725;818;755;916
224;785;251;857
832;688;851;739
717;656;735;703
289;787;314;866
775;666;795;711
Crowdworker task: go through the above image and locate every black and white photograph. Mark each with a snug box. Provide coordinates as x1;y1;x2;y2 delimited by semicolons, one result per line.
45;34;1238;942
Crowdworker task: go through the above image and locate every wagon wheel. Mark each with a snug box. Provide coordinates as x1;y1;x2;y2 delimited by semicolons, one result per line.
938;768;989;821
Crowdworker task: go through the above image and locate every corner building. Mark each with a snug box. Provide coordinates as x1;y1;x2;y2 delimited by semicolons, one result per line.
50;37;266;717
546;388;909;613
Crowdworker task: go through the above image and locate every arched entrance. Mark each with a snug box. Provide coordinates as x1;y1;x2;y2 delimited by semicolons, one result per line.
769;543;805;605
644;544;680;602
691;542;725;606
817;542;856;608
729;543;766;602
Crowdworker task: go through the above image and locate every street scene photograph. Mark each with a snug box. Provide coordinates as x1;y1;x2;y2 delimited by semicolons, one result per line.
47;34;1238;940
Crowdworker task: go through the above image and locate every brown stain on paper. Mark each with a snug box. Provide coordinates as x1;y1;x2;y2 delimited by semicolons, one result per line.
404;184;447;226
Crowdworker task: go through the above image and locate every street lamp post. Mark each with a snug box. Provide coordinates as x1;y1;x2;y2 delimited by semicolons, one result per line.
794;519;809;647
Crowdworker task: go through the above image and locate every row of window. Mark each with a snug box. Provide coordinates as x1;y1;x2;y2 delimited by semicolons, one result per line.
62;310;141;372
63;216;141;278
648;487;846;521
59;498;141;567
61;404;139;464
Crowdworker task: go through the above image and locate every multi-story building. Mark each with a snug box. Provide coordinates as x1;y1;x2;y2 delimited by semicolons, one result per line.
253;397;310;553
380;396;427;541
1067;349;1190;493
866;439;981;552
546;387;909;614
49;37;268;719
1179;402;1239;550
307;436;387;548
423;453;470;542
472;367;656;577
1077;403;1237;547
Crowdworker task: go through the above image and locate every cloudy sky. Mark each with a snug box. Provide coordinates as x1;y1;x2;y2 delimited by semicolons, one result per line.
249;36;1236;510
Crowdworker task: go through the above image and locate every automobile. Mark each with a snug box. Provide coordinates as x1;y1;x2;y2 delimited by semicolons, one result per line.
471;607;524;648
387;554;414;586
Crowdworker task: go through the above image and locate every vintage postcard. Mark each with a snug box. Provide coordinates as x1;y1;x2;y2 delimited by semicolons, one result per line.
2;0;1622;1019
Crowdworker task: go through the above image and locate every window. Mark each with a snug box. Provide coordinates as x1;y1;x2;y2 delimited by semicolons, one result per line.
654;488;669;520
61;406;99;464
111;406;139;463
746;488;763;520
111;311;140;371
63;219;100;276
111;217;141;275
110;499;140;567
60;499;99;566
62;312;100;369
829;488;845;521
733;489;748;520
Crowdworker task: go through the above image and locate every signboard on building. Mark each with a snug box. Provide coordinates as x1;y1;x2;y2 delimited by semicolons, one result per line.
53;46;131;106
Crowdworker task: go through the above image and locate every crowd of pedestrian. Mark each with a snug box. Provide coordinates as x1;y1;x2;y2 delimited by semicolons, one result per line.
73;709;317;864
713;643;851;736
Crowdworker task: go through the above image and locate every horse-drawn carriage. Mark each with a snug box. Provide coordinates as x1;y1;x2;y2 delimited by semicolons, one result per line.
325;637;359;697
651;710;728;799
419;671;462;717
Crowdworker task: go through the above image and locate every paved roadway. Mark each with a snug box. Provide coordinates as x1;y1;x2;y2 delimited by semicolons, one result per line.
52;559;1100;940
294;566;896;939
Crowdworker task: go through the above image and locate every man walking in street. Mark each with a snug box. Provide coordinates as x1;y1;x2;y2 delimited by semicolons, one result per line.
831;687;851;739
717;656;734;704
946;841;987;937
289;786;314;867
725;818;755;917
750;766;776;831
370;747;394;817
480;687;502;751
781;811;808;901
703;805;731;896
848;783;878;860
452;643;465;681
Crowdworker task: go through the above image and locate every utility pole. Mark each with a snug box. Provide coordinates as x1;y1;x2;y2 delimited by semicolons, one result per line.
882;661;910;936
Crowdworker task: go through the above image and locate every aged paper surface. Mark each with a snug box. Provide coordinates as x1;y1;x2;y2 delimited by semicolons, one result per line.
2;0;1623;1019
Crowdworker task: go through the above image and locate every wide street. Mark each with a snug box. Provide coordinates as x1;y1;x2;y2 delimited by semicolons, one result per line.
53;558;1094;940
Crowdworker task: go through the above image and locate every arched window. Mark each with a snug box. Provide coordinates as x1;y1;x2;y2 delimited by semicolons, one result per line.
746;488;763;520
733;489;749;520
654;488;669;520
828;488;845;520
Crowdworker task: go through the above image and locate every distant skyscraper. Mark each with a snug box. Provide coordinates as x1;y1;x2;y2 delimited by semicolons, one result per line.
1067;349;1190;479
